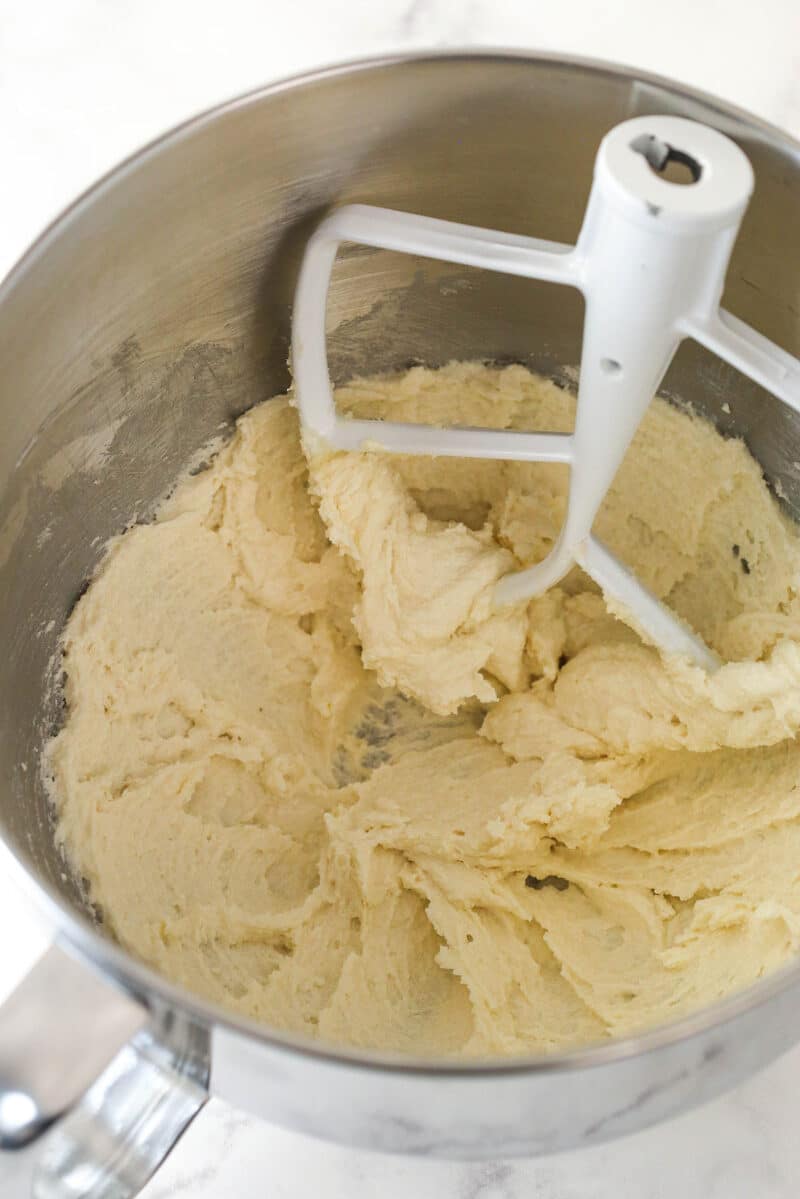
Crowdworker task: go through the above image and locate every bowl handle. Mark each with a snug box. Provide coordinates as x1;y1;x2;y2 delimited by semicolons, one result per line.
0;944;209;1197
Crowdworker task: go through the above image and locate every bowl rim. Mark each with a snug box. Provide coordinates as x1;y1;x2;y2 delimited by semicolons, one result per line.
2;46;800;1078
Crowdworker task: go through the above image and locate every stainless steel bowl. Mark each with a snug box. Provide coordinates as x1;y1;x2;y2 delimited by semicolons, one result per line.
1;52;799;1199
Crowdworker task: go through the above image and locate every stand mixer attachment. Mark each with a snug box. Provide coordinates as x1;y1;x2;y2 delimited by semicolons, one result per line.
293;116;800;670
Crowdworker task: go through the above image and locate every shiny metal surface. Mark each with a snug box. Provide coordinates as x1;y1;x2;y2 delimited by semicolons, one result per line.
0;947;146;1150
0;949;208;1197
0;53;799;1183
33;1021;208;1199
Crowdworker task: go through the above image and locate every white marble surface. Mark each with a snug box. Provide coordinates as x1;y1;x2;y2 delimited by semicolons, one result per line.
2;1;800;1196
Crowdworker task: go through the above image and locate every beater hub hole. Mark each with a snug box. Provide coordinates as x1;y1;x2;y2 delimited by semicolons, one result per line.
630;133;703;185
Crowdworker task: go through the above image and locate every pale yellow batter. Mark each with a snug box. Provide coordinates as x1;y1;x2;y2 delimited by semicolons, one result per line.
48;363;800;1057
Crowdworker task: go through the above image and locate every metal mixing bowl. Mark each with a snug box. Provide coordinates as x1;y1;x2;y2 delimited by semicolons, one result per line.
1;52;799;1199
